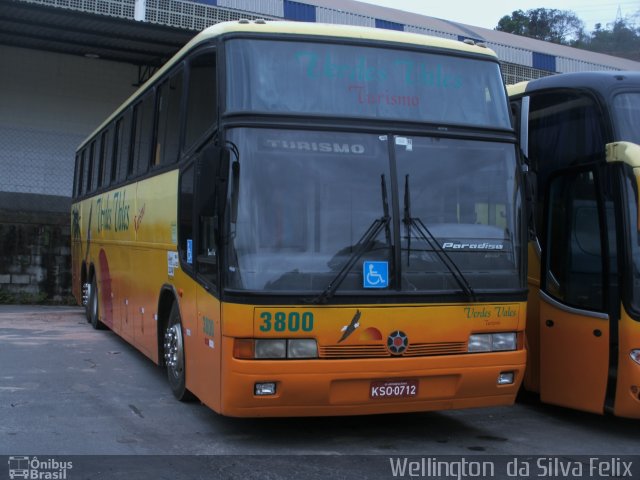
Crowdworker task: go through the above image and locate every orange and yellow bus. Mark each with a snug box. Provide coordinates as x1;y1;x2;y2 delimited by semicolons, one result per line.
509;71;640;418
71;20;527;417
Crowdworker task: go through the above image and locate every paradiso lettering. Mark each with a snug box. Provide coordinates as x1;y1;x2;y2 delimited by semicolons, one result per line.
96;190;130;233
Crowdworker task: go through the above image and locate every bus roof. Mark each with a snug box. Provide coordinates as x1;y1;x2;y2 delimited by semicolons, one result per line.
78;20;499;150
507;71;640;98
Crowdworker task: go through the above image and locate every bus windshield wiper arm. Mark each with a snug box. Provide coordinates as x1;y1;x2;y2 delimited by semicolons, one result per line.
307;175;391;305
403;175;476;300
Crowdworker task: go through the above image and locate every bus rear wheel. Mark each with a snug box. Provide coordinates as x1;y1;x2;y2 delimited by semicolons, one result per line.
88;277;104;330
164;303;194;401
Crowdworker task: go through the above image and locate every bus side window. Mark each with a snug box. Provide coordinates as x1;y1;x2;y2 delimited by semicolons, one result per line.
98;129;110;189
87;141;96;193
73;153;81;198
130;91;155;178
545;170;604;312
117;111;132;183
79;149;88;195
528;92;606;246
179;163;195;270
154;69;184;166
184;51;217;151
92;137;102;191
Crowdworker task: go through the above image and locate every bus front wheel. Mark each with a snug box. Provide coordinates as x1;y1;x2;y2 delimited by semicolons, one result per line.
164;303;193;401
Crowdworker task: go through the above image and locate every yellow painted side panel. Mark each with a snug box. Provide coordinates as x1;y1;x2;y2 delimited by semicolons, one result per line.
71;170;180;362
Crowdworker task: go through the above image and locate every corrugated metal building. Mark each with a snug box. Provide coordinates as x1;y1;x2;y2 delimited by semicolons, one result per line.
0;0;638;300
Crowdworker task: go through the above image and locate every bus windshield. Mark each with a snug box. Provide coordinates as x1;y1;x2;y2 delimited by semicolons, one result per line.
613;92;640;144
225;128;521;295
225;39;511;129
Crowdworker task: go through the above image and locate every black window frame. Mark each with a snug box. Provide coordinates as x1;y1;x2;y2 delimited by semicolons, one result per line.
184;49;218;154
153;67;185;168
541;164;616;314
526;89;609;248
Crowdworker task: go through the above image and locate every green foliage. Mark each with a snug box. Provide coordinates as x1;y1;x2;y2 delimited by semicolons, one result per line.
572;17;640;62
496;8;640;62
496;8;584;44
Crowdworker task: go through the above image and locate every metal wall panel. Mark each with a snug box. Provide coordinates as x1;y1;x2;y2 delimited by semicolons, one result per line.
404;25;457;41
283;0;315;21
145;0;273;30
532;51;557;72
17;0;136;19
315;7;374;27
556;56;616;74
488;43;532;67
0;45;137;196
375;18;404;31
218;0;283;18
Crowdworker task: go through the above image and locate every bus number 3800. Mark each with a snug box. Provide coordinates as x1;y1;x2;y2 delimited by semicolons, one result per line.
259;311;314;333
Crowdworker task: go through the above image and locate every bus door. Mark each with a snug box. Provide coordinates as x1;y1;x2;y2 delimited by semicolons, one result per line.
187;144;225;410
538;166;617;414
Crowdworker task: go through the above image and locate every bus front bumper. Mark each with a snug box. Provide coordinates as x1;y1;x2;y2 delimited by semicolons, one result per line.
217;345;526;417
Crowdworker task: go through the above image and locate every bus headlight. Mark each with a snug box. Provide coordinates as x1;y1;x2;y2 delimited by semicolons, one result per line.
468;334;492;352
468;333;517;352
239;339;319;359
492;333;517;351
287;339;318;358
255;339;286;359
631;349;640;365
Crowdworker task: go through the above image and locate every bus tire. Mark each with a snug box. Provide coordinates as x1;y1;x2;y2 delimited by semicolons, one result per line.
164;303;194;401
88;276;104;330
83;269;91;323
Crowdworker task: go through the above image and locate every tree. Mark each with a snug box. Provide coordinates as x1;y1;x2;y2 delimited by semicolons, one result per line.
571;15;640;62
496;8;585;44
585;18;640;61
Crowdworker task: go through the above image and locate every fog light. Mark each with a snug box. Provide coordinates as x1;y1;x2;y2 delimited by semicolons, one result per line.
498;372;515;385
255;382;276;396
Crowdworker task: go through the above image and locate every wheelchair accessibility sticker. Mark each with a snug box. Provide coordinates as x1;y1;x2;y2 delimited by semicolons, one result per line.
363;261;389;288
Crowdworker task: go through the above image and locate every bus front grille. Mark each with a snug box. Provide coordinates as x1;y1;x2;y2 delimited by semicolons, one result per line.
319;342;467;359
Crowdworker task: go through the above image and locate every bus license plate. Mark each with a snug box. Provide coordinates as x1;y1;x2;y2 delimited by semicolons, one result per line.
370;379;418;399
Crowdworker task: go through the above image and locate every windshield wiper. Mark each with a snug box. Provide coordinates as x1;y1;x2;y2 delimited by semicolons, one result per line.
307;174;391;305
403;175;476;300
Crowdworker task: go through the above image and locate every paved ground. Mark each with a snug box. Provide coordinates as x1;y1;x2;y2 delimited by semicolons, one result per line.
1;305;638;479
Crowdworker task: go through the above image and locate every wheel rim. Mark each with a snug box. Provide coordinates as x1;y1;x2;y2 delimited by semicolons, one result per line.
164;324;184;379
90;282;98;321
